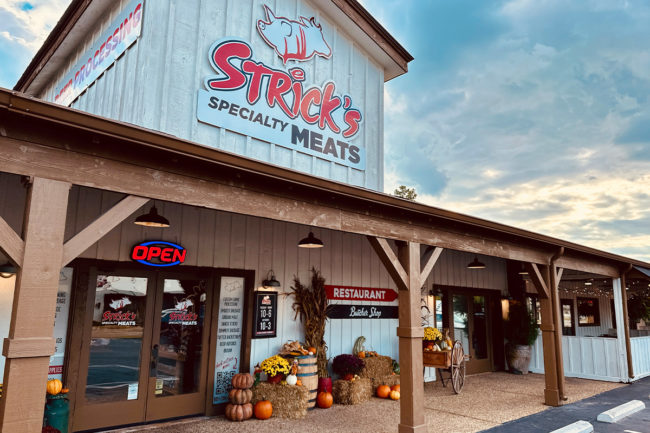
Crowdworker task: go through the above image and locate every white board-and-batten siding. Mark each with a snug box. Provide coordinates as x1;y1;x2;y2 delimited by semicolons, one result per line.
38;0;385;191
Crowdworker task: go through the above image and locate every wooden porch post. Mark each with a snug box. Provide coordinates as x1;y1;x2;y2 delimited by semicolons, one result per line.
525;263;561;406
0;177;70;433
368;238;442;433
396;241;426;433
549;262;566;401
618;270;634;379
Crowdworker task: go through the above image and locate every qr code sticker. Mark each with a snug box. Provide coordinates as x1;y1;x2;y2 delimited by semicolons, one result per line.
214;370;236;398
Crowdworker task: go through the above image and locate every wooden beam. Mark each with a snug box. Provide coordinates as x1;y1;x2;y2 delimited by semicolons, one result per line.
0;215;24;267
0;138;556;265
556;267;564;283
396;242;426;433
61;195;149;266
0;177;70;432
367;236;408;291
419;246;443;289
556;255;619;278
526;263;550;299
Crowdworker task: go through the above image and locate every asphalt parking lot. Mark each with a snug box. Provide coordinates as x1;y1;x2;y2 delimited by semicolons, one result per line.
481;376;650;433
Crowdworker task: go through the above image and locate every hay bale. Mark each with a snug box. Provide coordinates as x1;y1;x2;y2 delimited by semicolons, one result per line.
251;382;309;419
359;355;393;379
332;378;372;405
371;374;400;392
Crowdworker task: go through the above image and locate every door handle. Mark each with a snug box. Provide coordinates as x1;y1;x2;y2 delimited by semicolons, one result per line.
150;344;159;375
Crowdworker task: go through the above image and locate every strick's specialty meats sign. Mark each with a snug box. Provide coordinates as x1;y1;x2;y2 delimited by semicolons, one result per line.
197;5;365;170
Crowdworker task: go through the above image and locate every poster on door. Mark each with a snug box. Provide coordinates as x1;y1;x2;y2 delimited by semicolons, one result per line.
48;267;73;380
213;276;245;404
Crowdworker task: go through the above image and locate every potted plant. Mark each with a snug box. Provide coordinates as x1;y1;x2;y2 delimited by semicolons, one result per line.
260;355;290;383
332;354;365;380
423;326;442;351
504;301;539;374
290;268;333;392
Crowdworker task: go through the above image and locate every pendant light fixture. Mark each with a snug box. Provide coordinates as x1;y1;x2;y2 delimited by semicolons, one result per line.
298;231;323;248
0;262;16;278
262;270;281;289
518;263;528;275
467;256;486;270
134;203;170;227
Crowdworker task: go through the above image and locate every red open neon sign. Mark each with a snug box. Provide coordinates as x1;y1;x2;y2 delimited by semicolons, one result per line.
131;241;186;267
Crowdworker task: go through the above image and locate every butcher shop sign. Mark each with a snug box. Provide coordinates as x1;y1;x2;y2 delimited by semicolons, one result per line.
197;5;365;170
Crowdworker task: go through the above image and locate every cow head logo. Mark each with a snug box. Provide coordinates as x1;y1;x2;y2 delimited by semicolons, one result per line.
257;5;331;64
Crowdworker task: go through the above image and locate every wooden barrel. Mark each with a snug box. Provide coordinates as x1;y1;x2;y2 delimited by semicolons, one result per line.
296;354;318;408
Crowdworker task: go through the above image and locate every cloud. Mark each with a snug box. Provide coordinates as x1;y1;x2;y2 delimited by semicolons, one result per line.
364;0;650;261
0;0;72;87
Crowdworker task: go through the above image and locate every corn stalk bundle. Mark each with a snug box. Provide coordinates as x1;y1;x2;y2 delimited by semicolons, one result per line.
290;267;331;377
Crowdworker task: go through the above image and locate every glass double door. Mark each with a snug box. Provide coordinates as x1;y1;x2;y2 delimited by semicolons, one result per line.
450;292;493;374
73;268;212;431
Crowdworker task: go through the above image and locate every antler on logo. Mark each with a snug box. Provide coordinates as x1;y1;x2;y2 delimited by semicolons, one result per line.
257;5;331;64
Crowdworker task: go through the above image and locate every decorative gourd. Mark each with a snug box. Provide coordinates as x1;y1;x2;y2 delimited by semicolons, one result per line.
358;351;366;359
353;336;366;355
228;388;252;405
307;346;317;355
46;379;63;395
231;373;254;389
376;384;391;399
389;390;400;400
286;374;298;386
254;400;273;420
296;379;303;386
391;384;400;393
61;388;70;394
317;391;333;408
225;403;253;421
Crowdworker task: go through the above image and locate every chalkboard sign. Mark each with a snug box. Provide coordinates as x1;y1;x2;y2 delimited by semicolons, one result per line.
253;291;277;338
327;304;398;319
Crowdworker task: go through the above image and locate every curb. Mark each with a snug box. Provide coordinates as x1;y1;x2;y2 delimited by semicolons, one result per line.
596;400;645;423
549;420;593;433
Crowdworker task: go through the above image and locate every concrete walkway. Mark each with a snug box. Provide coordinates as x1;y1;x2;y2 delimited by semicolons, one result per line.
105;373;622;433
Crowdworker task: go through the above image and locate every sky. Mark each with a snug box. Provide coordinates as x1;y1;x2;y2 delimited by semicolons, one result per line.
0;0;649;262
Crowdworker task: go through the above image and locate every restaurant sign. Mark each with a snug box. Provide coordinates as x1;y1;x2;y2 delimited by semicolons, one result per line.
54;0;144;106
325;285;398;302
197;6;365;170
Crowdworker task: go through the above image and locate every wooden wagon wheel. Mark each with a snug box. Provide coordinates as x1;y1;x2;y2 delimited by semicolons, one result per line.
450;340;466;394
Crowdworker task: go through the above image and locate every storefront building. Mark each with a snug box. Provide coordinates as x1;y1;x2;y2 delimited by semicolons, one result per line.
0;1;648;432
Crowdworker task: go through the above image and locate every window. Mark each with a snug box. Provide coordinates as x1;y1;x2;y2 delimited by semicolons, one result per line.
577;297;600;326
560;299;575;336
526;296;542;325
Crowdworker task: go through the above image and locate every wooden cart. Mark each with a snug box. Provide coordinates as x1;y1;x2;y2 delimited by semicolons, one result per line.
422;341;466;393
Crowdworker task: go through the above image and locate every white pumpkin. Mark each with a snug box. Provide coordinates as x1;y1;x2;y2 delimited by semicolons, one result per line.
286;374;298;386
440;341;448;350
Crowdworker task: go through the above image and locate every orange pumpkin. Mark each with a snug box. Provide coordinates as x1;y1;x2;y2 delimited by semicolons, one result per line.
391;384;400;393
60;388;70;394
358;351;366;359
229;388;252;405
225;403;253;421
390;390;400;400
231;373;254;389
317;391;333;408
376;384;391;399
307;346;317;354
296;379;303;387
254;400;273;420
46;379;63;395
